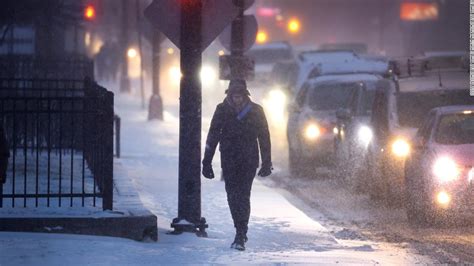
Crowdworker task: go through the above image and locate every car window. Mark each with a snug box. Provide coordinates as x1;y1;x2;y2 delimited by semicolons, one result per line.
416;111;436;141
396;90;474;128
304;82;357;111
296;83;309;107
359;87;376;116
246;48;293;64
371;88;389;138
435;113;474;145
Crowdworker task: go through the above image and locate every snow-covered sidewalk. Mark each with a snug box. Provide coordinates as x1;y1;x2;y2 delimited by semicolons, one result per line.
0;95;433;265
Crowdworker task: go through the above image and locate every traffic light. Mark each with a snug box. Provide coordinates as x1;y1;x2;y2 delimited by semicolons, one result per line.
287;18;301;34
256;30;268;44
84;4;96;21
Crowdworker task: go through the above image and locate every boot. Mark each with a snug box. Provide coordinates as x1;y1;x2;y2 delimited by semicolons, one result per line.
230;232;246;251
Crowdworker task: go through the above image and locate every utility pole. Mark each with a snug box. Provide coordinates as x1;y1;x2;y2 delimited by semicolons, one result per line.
148;29;164;120
231;0;245;57
120;0;131;93
136;0;146;108
170;0;207;236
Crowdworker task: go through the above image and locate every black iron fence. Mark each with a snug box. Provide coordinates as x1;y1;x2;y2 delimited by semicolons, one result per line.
0;78;114;210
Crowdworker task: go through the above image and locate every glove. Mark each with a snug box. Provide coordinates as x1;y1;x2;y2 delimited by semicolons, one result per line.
202;164;215;179
257;165;273;177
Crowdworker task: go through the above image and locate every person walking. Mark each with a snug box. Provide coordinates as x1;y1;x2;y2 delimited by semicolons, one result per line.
202;79;273;251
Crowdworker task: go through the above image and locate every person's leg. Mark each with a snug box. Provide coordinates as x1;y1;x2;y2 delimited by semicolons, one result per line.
224;167;256;246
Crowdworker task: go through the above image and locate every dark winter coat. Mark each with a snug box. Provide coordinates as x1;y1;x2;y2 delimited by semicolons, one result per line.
203;99;271;171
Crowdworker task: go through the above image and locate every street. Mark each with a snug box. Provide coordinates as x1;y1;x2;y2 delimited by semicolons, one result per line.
0;94;436;265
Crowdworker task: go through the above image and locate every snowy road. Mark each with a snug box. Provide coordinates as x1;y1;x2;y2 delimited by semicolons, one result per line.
0;94;435;265
264;171;474;264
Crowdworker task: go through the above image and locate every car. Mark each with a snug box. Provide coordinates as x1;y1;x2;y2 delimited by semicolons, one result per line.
290;50;359;96
245;41;294;88
289;50;389;96
362;53;471;203
287;73;379;176
404;106;474;225
333;77;394;188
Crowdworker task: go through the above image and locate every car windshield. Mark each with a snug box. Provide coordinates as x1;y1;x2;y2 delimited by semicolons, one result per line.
397;90;474;128
435;113;474;145
359;82;377;115
305;82;357;111
246;48;293;64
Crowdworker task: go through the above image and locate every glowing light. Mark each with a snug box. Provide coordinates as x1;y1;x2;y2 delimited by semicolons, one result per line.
257;7;280;17
463;110;473;114
433;157;460;183
287;18;301;34
84;32;91;47
436;191;451;206
400;3;438;21
304;124;321;141
357;126;373;146
167;48;175;55
169;66;182;86
333;127;339;135
391;139;410;157
218;50;225;56
200;65;217;87
256;31;268;44
468;168;474;182
262;89;287;124
84;5;96;20
127;48;137;58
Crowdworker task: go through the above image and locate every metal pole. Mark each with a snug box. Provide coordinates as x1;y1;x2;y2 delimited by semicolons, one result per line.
170;0;207;236
120;0;131;93
148;30;164;120
135;0;146;109
231;0;245;57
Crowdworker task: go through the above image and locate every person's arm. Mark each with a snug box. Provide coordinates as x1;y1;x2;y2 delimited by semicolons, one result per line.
203;105;224;165
256;105;272;169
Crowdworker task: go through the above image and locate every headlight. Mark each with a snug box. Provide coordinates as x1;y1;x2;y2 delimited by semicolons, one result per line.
169;66;182;86
436;191;451;206
391;139;410;157
200;65;217;86
357;125;373;146
433;157;460;183
262;88;287;123
304;123;321;140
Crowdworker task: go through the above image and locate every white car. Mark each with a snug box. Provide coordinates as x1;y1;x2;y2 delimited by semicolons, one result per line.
287;73;379;176
405;105;474;225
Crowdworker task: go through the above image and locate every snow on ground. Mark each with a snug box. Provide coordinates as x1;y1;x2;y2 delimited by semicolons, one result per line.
0;93;434;265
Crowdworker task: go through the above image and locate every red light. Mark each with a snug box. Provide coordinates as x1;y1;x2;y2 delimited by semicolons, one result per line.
84;5;96;20
400;3;438;21
257;7;281;17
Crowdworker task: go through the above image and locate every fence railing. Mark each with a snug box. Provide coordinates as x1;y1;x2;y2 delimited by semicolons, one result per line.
0;78;114;210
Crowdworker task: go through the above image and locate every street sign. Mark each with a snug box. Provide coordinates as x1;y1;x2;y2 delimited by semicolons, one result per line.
219;55;255;80
144;0;240;52
218;15;258;53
